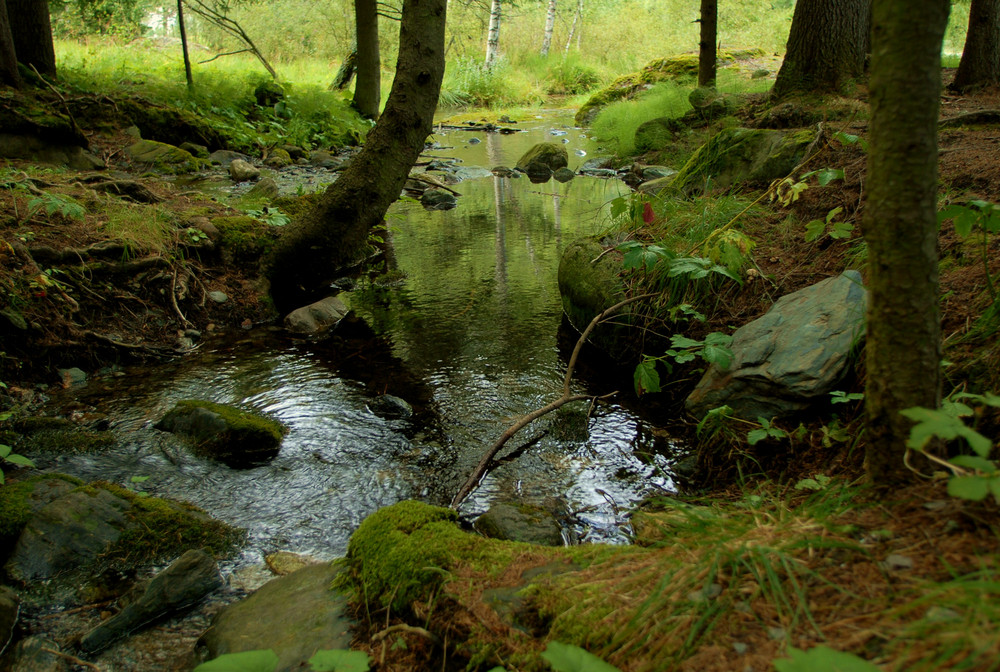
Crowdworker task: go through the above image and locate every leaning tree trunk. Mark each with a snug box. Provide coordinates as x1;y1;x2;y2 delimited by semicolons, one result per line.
564;0;582;54
353;0;381;119
951;0;1000;92
772;0;871;99
540;0;556;56
863;0;950;485
698;0;717;88
485;0;501;68
6;0;56;77
266;0;446;312
0;0;20;88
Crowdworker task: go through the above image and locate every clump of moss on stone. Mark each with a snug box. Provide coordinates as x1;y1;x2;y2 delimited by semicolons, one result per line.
272;193;323;219
14;416;116;454
0;474;84;554
92;481;245;570
212;215;282;267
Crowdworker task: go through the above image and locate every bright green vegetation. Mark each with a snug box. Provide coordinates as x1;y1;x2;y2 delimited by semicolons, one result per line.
212;215;284;266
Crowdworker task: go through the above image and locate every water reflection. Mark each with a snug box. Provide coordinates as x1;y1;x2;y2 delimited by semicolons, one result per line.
35;112;679;565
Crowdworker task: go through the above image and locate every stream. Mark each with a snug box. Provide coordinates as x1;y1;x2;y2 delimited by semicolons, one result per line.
31;110;683;571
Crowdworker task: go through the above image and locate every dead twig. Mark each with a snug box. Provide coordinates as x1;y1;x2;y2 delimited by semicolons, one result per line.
372;623;441;645
451;293;658;509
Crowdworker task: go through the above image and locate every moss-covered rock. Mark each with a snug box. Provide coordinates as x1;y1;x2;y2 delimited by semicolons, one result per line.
212;215;283;268
0;474;82;561
154;400;287;468
557;237;635;360
667;126;817;196
126;139;207;174
633;116;686;153
264;148;292;168
516;143;569;175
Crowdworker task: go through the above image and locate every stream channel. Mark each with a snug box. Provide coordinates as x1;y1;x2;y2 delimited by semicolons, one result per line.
32;110;682;572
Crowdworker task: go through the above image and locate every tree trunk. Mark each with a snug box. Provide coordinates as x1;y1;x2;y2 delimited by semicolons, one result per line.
0;0;20;88
177;0;194;91
331;44;357;91
540;0;556;56
698;0;717;88
772;0;871;99
564;0;582;54
6;0;56;77
266;0;447;312
863;0;949;485
353;0;381;119
951;0;1000;92
485;0;501;68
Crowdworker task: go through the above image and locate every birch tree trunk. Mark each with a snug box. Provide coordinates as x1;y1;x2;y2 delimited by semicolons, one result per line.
564;0;583;54
540;0;556;56
485;0;501;68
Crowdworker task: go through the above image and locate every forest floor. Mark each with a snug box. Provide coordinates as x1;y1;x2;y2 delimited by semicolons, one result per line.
1;72;1000;671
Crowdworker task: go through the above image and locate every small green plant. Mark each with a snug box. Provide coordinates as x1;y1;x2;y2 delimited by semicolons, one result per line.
794;473;833;492
938;200;1000;308
126;474;150;497
901;392;1000;503
184;227;209;244
634;332;733;396
25;191;86;221
805;206;853;242
0;443;35;485
246;206;291;227
771;168;845;208
830;390;864;405
193;648;369;672
747;416;788;445
774;645;879;672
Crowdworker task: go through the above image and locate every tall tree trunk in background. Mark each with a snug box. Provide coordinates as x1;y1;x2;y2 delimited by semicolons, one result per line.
331;44;357;90
951;0;1000;92
267;0;447;312
540;0;556;56
698;0;717;87
177;0;194;91
353;0;381;119
863;0;949;485
6;0;56;77
564;0;582;54
0;0;20;88
772;0;870;99
485;0;500;68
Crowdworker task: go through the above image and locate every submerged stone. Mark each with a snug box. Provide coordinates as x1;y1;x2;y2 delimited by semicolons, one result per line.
284;295;350;337
154;400;287;468
515;142;569;174
474;502;564;546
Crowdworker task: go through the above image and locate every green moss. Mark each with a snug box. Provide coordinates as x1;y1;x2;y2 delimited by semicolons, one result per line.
172;399;285;444
0;474;84;552
92;481;245;569
126;139;208;174
212;215;283;266
15;417;117;454
272;193;323;219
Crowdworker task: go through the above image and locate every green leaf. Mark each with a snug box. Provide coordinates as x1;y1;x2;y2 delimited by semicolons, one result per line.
669;334;702;349
814;168;845;186
940;400;974;417
947;475;991;502
307;649;371;672
989;477;1000;504
540;641;623;672
193;649;279;672
949;455;998;473
901;407;994;458
0;444;10;459
702;343;733;369
610;196;629;221
747;428;769;445
828;221;853;239
955;211;978;238
4;454;34;467
774;645;880;672
633;359;661;396
804;219;825;242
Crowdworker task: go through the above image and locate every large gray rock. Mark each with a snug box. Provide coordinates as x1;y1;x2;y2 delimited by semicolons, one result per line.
154;400;287;468
284;296;350;336
228;159;261;182
685;271;867;420
198;563;354;672
80;549;221;654
4;489;131;582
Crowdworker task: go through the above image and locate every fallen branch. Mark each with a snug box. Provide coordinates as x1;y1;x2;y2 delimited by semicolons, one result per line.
373;623;440;645
451;293;658;509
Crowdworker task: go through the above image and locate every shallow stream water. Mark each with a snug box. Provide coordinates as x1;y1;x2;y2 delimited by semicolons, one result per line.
33;110;683;570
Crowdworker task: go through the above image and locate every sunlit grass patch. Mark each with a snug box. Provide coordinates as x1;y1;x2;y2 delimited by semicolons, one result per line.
99;201;176;257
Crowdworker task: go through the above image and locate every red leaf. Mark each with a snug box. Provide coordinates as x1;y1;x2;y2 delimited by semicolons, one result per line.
642;202;655;224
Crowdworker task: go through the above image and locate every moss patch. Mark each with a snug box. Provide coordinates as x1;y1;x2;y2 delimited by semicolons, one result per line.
156;399;287;467
212;215;283;267
126;139;208;174
0;474;84;556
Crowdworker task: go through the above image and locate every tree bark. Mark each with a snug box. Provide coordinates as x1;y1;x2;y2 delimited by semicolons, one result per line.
266;0;447;312
540;0;556;56
772;0;871;99
353;0;381;119
331;44;357;90
485;0;501;68
177;0;194;91
0;0;20;88
863;0;949;485
6;0;56;77
698;0;717;88
564;0;582;54
951;0;1000;92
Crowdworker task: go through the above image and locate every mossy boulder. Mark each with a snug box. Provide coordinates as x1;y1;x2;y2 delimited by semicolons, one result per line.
0;96;104;169
474;502;564;546
0;474;82;562
667;127;817;196
154;400;287;468
126;139;207;174
516;142;569;177
264;148;293;168
557;237;635;360
633;116;686;153
212;215;282;267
